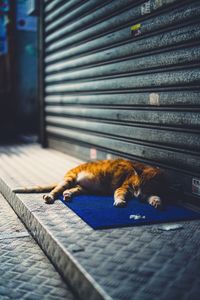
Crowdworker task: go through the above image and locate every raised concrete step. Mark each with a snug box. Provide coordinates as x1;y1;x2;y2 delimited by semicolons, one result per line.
0;143;200;300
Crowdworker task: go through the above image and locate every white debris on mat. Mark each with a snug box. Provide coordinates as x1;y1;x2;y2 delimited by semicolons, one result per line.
129;214;146;220
158;224;184;231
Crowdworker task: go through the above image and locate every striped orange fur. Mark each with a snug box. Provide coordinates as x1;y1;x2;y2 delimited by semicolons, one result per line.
13;158;165;208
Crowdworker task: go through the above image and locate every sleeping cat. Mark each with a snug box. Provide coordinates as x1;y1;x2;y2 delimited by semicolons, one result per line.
13;158;166;208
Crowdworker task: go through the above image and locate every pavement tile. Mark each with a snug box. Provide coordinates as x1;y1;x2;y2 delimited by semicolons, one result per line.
0;193;77;300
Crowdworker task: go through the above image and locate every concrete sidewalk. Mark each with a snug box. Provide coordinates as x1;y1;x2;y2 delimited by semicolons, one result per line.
0;143;200;300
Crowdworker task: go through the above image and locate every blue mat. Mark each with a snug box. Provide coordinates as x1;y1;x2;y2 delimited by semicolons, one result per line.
59;195;200;229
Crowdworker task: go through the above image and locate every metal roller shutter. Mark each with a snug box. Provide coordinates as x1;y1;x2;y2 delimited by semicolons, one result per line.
40;0;200;200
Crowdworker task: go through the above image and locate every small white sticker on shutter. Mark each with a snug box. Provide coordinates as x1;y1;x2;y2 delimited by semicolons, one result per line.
192;178;200;196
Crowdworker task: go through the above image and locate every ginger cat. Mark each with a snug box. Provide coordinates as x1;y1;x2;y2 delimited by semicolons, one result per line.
13;158;165;208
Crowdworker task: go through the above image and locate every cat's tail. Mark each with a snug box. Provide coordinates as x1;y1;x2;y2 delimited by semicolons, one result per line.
12;183;57;193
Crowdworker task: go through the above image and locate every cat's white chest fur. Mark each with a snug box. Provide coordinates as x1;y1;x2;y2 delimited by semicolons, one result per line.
76;171;100;191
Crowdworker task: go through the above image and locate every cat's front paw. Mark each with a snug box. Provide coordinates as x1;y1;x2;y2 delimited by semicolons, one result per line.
114;197;126;207
63;190;72;201
148;195;162;208
43;194;54;204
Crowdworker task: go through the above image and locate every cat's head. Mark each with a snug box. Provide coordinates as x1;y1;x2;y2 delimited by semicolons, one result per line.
130;166;163;198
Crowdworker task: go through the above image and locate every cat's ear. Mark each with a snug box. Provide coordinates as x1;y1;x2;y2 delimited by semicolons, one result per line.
141;167;162;183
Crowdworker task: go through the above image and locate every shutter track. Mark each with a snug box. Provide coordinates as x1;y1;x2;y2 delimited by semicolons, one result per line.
42;0;200;193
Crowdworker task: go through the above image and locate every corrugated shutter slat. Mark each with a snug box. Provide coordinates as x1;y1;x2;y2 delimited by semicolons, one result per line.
42;0;200;197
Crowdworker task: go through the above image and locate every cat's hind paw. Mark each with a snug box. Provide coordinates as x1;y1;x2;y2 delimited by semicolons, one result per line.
43;194;54;204
113;197;126;207
63;190;72;201
148;195;162;208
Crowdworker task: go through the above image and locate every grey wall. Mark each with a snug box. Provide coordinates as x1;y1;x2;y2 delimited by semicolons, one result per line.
15;29;38;133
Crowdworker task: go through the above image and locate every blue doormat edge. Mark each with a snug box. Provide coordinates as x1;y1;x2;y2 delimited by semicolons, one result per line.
59;195;200;230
